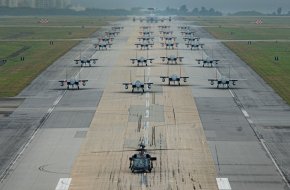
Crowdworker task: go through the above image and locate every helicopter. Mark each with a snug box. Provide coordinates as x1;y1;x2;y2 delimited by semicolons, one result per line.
129;144;156;173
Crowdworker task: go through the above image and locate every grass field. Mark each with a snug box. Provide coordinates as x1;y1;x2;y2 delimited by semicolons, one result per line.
192;16;290;104
0;16;123;97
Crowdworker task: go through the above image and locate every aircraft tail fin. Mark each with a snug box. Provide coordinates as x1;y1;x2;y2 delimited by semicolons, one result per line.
215;68;217;79
130;70;132;82
229;65;231;79
135;49;137;58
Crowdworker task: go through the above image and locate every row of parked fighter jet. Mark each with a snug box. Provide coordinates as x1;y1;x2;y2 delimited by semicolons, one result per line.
58;25;124;89
59;23;245;90
122;24;245;92
122;24;189;93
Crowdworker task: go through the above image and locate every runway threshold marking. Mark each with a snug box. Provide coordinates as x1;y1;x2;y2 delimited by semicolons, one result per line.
55;178;72;190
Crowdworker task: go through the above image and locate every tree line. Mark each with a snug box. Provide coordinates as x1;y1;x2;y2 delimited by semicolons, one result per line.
0;5;222;16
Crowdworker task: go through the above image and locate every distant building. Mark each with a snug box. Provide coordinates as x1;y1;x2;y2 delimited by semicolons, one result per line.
35;0;50;8
0;0;71;8
0;0;19;7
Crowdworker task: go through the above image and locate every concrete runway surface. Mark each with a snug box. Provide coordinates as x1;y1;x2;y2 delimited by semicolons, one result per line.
0;18;290;190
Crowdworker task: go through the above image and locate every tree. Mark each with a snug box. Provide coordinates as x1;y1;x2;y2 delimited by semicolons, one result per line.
179;5;188;15
277;7;282;15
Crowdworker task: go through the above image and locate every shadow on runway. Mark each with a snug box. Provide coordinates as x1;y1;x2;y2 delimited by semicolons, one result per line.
51;87;99;91
155;84;198;87
71;65;109;68
114;90;163;94
120;64;161;68
198;86;247;90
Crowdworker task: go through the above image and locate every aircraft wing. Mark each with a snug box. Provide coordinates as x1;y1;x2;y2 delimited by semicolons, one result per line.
195;59;203;64
180;77;189;79
122;82;132;86
160;76;169;82
208;78;218;85
144;82;154;85
229;78;247;82
160;57;168;62
58;80;67;86
130;58;137;63
178;57;184;61
74;59;81;64
207;79;218;81
90;59;98;63
147;58;154;62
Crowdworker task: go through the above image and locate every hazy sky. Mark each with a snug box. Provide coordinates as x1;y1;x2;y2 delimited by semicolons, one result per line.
72;0;290;13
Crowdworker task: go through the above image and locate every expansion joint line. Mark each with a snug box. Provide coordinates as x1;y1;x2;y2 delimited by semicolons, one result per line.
229;89;290;188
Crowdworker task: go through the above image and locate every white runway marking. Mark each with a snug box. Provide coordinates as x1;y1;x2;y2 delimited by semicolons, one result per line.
241;109;249;118
146;100;149;108
216;178;231;190
55;178;72;190
145;109;149;118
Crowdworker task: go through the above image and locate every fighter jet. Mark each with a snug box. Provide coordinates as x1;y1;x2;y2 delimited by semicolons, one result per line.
183;36;200;43
160;67;189;85
74;58;98;67
140;26;151;30
111;26;124;31
137;35;154;42
94;41;112;50
105;30;119;37
158;25;170;30
58;78;88;90
196;56;220;67
160;35;177;41
135;41;154;50
98;35;114;44
208;69;246;88
130;51;154;66
161;42;179;49
133;15;171;23
181;30;195;36
139;31;154;36
160;30;174;36
186;41;204;50
122;71;153;93
160;54;184;64
178;25;191;30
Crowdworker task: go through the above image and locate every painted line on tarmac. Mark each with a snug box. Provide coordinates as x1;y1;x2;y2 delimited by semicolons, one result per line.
229;88;290;188
55;178;72;190
0;68;84;183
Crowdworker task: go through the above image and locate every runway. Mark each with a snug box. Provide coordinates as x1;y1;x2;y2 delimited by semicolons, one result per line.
0;18;290;190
